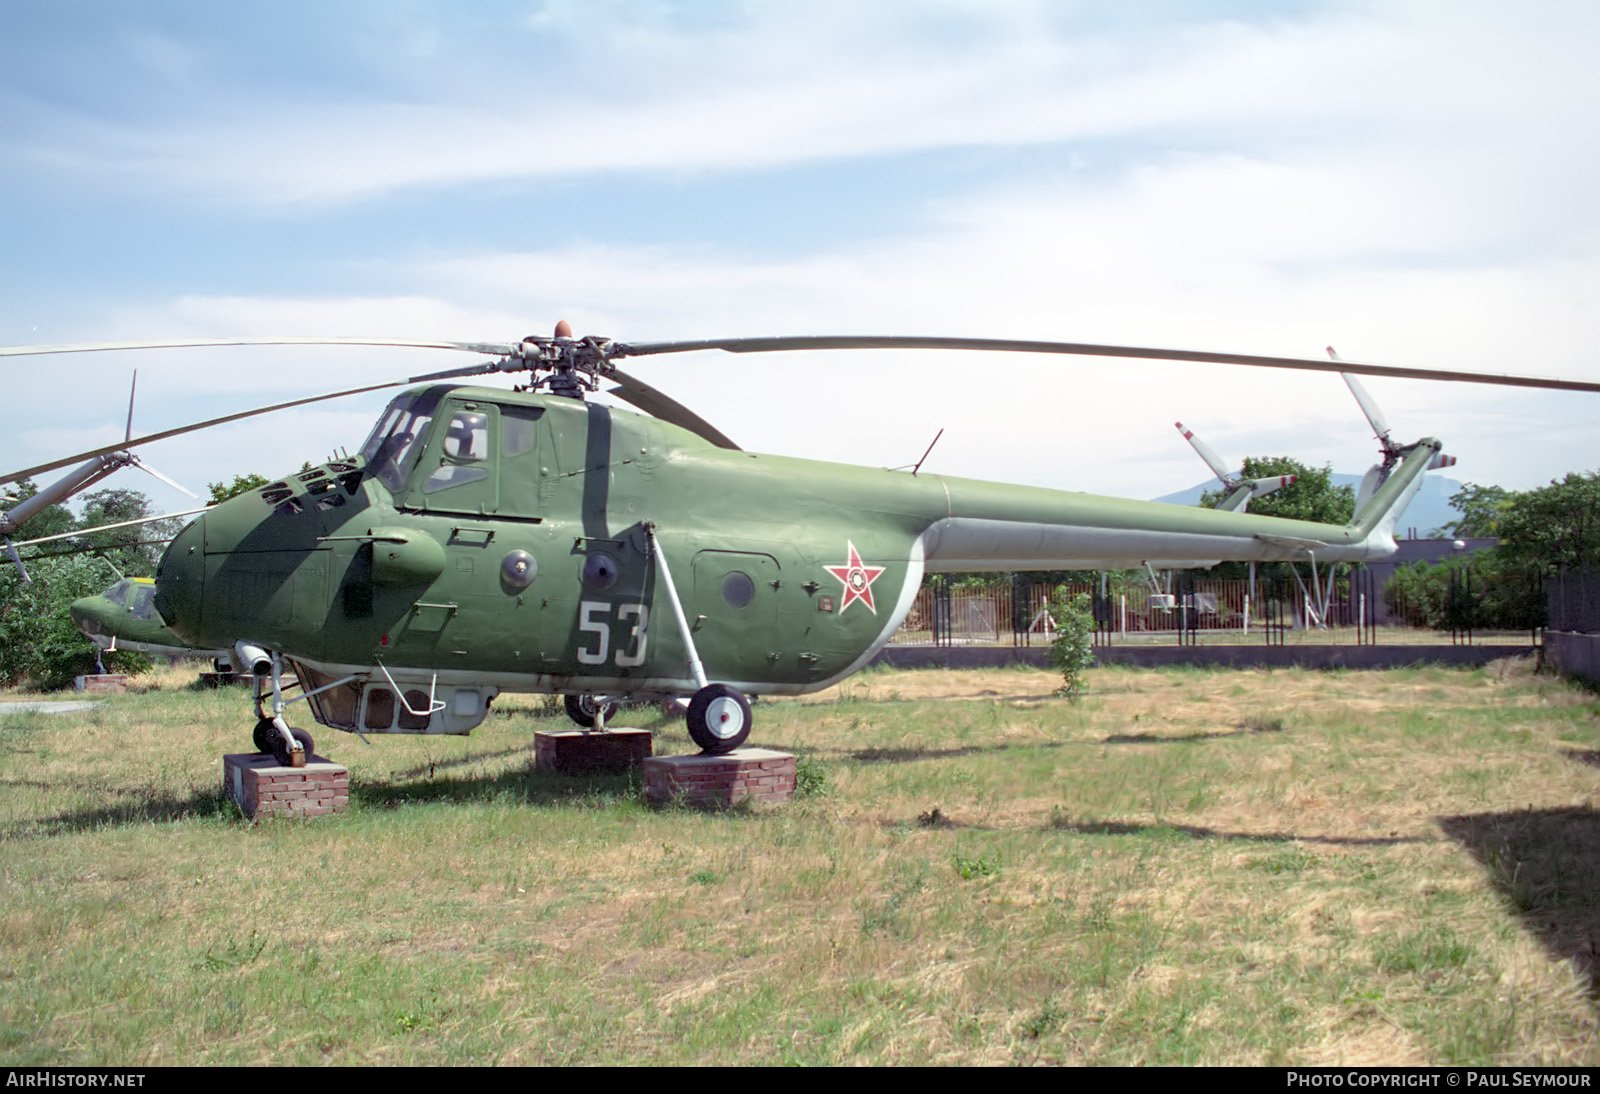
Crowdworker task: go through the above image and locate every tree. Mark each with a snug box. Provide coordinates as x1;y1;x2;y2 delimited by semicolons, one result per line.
0;554;148;688
1199;457;1355;525
1200;457;1355;582
2;478;76;541
75;488;178;576
1497;472;1600;574
207;473;270;506
1436;482;1515;538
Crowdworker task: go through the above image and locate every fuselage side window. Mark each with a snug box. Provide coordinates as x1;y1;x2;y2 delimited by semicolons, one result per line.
424;410;491;494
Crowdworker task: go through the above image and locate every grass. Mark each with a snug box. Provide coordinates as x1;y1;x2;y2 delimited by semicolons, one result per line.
1;657;1598;1064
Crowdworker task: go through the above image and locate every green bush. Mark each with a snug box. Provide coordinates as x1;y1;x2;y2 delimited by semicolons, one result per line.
0;555;149;689
1046;587;1096;699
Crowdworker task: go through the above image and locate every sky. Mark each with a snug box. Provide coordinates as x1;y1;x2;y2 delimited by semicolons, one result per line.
3;0;1598;525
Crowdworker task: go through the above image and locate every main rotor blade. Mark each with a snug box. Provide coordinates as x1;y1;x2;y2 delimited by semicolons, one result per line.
8;507;209;550
610;335;1600;394
126;455;201;500
605;367;741;450
0;379;410;487
0;336;517;358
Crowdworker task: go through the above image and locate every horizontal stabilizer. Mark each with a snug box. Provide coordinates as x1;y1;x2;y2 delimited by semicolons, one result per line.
1255;533;1329;551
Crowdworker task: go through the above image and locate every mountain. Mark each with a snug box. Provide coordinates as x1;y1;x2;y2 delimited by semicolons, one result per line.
1152;474;1463;539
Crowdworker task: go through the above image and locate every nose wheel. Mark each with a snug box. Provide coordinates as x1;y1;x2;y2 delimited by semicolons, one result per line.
253;716;314;766
686;683;751;754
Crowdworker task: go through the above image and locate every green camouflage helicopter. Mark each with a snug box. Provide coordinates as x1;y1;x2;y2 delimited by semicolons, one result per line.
68;576;229;666
4;330;1592;765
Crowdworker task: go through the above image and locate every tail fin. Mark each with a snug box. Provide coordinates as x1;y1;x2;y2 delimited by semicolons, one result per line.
1349;436;1444;547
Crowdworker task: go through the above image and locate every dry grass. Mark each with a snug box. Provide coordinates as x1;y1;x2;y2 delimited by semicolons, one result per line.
2;656;1598;1064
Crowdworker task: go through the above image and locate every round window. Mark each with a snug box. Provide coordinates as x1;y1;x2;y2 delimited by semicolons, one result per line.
582;552;621;591
721;571;755;608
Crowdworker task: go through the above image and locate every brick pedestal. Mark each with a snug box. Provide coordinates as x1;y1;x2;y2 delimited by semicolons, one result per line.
643;749;796;807
534;728;652;775
223;753;348;820
75;674;127;693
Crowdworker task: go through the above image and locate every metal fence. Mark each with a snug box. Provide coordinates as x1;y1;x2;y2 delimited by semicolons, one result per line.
891;565;1532;648
1548;570;1600;634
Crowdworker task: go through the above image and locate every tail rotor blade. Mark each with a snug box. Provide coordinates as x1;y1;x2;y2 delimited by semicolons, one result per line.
1174;421;1234;485
1245;474;1297;500
1330;346;1396;451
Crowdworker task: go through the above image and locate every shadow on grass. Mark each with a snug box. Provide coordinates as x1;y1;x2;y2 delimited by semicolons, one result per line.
349;763;641;810
1050;817;1433;846
2;757;652;839
1438;807;1600;996
842;723;1282;763
1562;749;1600;769
2;786;235;839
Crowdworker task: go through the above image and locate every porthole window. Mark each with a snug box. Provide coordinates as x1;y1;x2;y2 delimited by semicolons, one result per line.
721;571;755;609
582;552;621;591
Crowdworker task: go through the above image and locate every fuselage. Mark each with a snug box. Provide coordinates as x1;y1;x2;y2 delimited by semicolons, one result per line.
152;383;1437;733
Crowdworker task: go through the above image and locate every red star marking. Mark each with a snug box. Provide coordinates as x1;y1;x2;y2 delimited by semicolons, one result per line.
824;541;886;614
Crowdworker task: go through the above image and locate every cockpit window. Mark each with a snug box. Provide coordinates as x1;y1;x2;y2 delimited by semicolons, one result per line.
360;392;441;493
128;583;157;620
103;580;130;607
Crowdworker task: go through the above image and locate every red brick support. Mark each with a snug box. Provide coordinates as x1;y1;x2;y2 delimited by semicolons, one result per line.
223;753;349;820
74;674;127;693
534;728;652;775
643;749;796;808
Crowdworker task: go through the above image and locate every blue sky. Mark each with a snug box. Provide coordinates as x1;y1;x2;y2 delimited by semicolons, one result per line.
3;0;1598;520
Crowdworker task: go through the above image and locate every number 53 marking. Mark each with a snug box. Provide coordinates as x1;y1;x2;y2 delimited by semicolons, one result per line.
576;600;649;667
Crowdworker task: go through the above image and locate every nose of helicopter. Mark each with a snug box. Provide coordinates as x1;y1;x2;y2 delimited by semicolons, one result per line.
68;596;108;637
154;516;205;643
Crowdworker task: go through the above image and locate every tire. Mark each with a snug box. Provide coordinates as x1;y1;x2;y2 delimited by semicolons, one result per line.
564;693;620;728
269;725;315;766
252;717;277;754
686;684;752;754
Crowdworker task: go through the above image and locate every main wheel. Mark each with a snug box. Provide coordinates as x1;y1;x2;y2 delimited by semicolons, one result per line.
686;684;752;754
564;693;620;728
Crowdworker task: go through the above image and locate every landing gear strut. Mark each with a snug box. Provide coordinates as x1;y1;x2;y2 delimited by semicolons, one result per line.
564;693;620;730
645;525;755;755
247;644;308;768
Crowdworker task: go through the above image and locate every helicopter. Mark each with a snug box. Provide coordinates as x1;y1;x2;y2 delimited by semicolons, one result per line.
68;575;230;666
4;329;1593;765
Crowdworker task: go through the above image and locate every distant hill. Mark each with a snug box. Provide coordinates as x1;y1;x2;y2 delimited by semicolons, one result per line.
1152;474;1462;538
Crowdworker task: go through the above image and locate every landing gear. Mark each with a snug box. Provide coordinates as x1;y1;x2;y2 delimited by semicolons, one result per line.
686;683;752;754
246;644;309;767
252;717;277;754
272;726;315;767
643;525;756;754
253;715;313;765
564;693;620;729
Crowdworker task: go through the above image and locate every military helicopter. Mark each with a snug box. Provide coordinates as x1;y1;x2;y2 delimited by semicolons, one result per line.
4;329;1593;765
68;576;229;665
